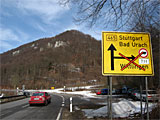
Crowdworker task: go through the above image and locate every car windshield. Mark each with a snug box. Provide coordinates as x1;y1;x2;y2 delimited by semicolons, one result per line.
133;90;140;93
32;93;44;96
102;89;107;92
142;91;157;94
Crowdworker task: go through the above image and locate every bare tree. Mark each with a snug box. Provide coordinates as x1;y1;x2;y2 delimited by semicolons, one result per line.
59;0;160;31
59;0;160;89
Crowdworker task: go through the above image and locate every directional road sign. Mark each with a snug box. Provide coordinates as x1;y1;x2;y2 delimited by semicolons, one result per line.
102;32;154;76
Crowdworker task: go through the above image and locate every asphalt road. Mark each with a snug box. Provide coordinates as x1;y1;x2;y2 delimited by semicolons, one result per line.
0;93;127;120
0;94;64;120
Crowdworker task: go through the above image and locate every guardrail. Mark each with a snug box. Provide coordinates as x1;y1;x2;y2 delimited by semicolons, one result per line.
0;95;27;104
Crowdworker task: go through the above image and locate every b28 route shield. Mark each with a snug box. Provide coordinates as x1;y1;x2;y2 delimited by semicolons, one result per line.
102;32;154;76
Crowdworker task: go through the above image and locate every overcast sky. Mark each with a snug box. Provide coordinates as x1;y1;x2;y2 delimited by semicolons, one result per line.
0;0;111;53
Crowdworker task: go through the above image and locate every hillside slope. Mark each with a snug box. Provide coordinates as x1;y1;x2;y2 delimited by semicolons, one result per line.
1;30;103;89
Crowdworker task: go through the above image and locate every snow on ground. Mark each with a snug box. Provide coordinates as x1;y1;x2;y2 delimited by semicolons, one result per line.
113;100;156;118
26;85;98;98
83;106;107;118
82;100;156;118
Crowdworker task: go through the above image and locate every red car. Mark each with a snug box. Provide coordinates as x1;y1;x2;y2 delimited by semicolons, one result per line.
96;91;101;95
29;92;51;106
96;89;109;95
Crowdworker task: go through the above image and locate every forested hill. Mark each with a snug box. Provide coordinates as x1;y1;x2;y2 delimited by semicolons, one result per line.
1;30;103;89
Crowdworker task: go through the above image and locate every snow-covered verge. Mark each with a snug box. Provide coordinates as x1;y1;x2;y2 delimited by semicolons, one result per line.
82;99;156;118
26;85;98;98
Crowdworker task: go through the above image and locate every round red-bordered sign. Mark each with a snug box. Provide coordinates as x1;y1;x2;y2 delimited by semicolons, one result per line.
139;48;148;58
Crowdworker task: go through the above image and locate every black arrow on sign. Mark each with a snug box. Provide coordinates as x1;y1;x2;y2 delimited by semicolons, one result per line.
108;44;116;70
108;44;136;70
114;55;135;60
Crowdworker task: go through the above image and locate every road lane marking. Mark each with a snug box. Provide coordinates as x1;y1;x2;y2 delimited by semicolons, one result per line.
56;107;63;120
0;113;5;117
22;104;29;108
56;95;65;120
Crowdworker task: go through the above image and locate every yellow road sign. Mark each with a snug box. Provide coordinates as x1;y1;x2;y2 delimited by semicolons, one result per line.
102;32;154;76
51;87;55;89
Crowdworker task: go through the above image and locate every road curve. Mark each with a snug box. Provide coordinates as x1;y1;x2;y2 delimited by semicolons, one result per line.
0;94;63;120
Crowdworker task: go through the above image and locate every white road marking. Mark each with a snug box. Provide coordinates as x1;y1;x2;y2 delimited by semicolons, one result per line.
56;107;63;120
0;113;5;117
22;104;29;108
56;95;65;120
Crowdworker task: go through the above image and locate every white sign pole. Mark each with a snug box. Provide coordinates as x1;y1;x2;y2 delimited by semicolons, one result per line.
70;97;72;112
17;87;19;95
22;85;25;95
64;86;66;92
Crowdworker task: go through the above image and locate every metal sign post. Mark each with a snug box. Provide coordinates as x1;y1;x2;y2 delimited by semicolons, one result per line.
145;77;149;120
140;84;143;119
107;77;110;118
109;76;112;120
